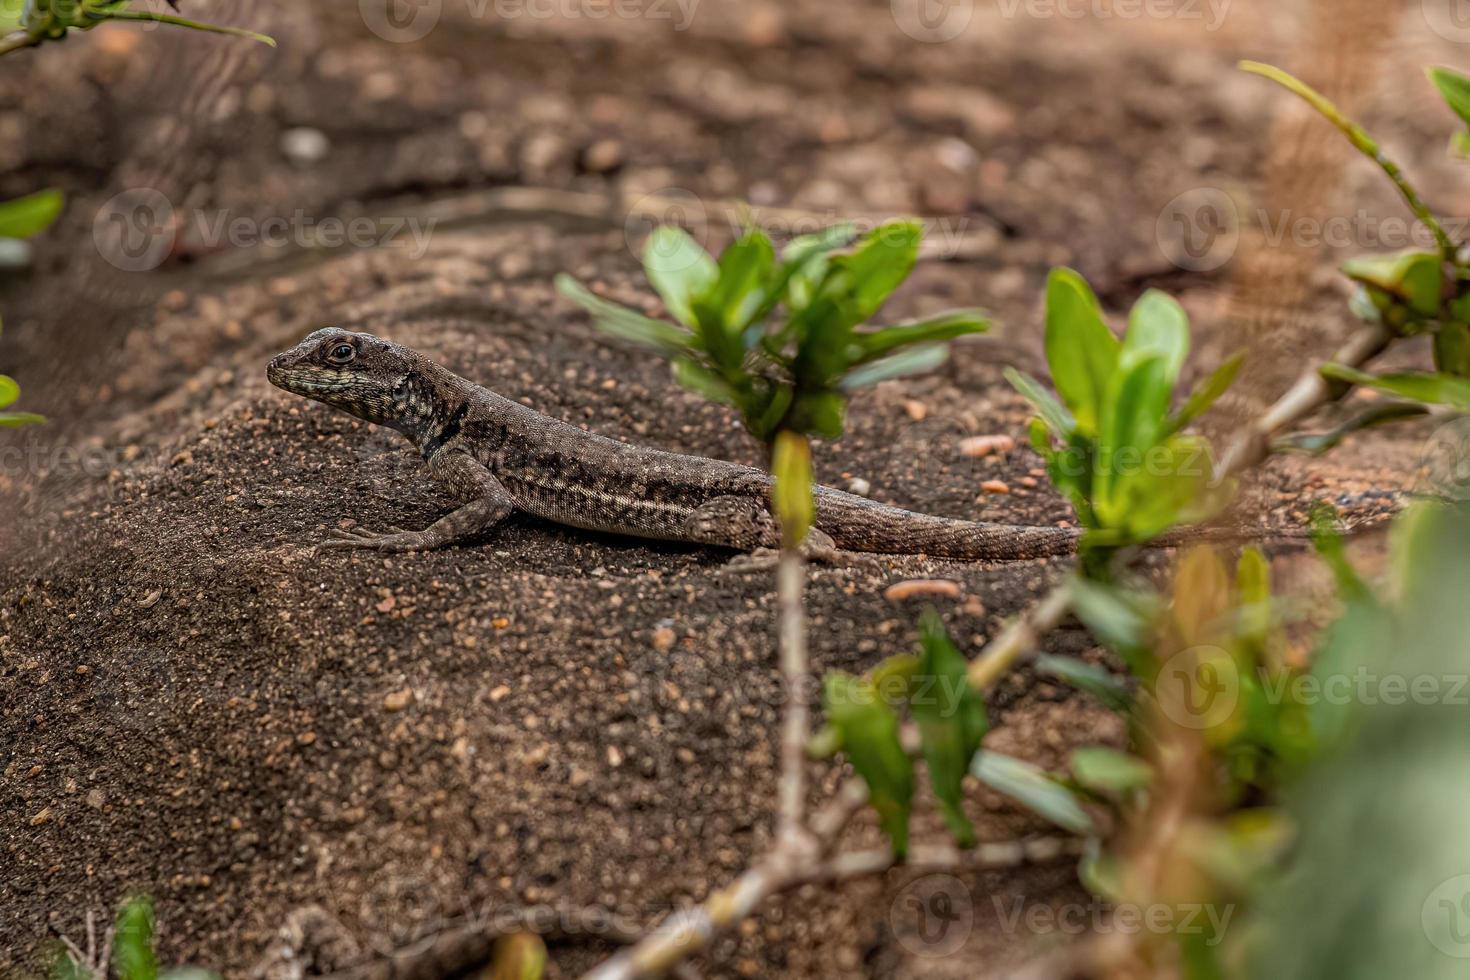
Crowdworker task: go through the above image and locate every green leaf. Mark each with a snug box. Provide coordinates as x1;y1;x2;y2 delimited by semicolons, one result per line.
1124;290;1190;383
0;412;46;427
113;897;157;980
1429;66;1470;129
1341;250;1444;319
50;950;91;980
832;220;924;323
642;227;719;328
1070;746;1152;794
0;188;63;240
703;228;775;335
0;374;18;409
971;752;1093;835
1273;402;1429;455
1093;354;1170;527
490;933;548;980
555;275;692;356
1034;654;1132;713
1434;321;1470;377
1310;503;1369;603
671;358;738;407
1044;268;1120;436
840;344;948;391
1319;364;1470;411
772;430;814;547
850;309;989;363
823;672;915;858
785;390;846;440
770;224;856;316
912;610;988;848
1166;352;1244;435
1068;577;1154;650
1004;367;1076;437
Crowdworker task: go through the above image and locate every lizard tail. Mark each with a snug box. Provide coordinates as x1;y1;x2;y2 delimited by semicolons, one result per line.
814;488;1082;560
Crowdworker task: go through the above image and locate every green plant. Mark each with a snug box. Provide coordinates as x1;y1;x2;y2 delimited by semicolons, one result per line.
558;218;988;958
1238;62;1470;426
53;896;219;980
558;222;987;446
0;187;63;427
0;1;275;57
1005;269;1241;566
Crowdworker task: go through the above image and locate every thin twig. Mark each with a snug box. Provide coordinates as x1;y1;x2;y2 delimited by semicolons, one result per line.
1213;322;1394;481
775;547;812;849
0;32;41;57
966;583;1075;692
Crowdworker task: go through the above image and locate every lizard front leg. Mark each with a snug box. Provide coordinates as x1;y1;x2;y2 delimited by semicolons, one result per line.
322;452;514;553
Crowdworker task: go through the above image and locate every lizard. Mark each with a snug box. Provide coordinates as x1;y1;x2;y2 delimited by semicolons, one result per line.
263;326;1090;560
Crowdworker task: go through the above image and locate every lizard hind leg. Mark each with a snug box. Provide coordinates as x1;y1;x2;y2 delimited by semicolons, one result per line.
681;495;781;551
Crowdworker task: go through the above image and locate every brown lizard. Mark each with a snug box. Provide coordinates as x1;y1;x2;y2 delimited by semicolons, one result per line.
265;327;1090;559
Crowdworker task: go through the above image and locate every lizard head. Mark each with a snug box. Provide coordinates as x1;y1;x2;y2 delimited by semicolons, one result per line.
267;328;421;426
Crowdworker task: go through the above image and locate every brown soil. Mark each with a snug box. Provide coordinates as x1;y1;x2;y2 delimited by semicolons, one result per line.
0;2;1453;977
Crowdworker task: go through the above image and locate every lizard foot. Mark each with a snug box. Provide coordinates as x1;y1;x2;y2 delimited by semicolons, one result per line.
319;526;430;552
720;532;878;575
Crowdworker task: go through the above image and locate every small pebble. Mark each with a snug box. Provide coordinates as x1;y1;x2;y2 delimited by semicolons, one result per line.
959;434;1016;458
383;689;413;712
137;589;163;609
981;480;1011;495
281;127;330;165
846;477;872;497
884;579;963;601
902;400;929;422
652;627;676;651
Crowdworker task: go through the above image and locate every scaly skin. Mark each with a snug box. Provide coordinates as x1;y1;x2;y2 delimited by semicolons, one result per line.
266;328;1081;559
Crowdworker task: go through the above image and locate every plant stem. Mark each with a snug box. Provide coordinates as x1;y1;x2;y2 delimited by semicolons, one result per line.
775;546;812;848
0;32;41;57
966;582;1075;692
95;10;276;47
1213;322;1394;481
1240;61;1456;260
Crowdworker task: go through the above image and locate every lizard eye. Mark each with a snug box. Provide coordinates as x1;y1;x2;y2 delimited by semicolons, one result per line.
326;343;356;365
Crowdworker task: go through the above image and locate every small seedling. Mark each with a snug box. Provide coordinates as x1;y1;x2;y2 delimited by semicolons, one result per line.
0;1;275;57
